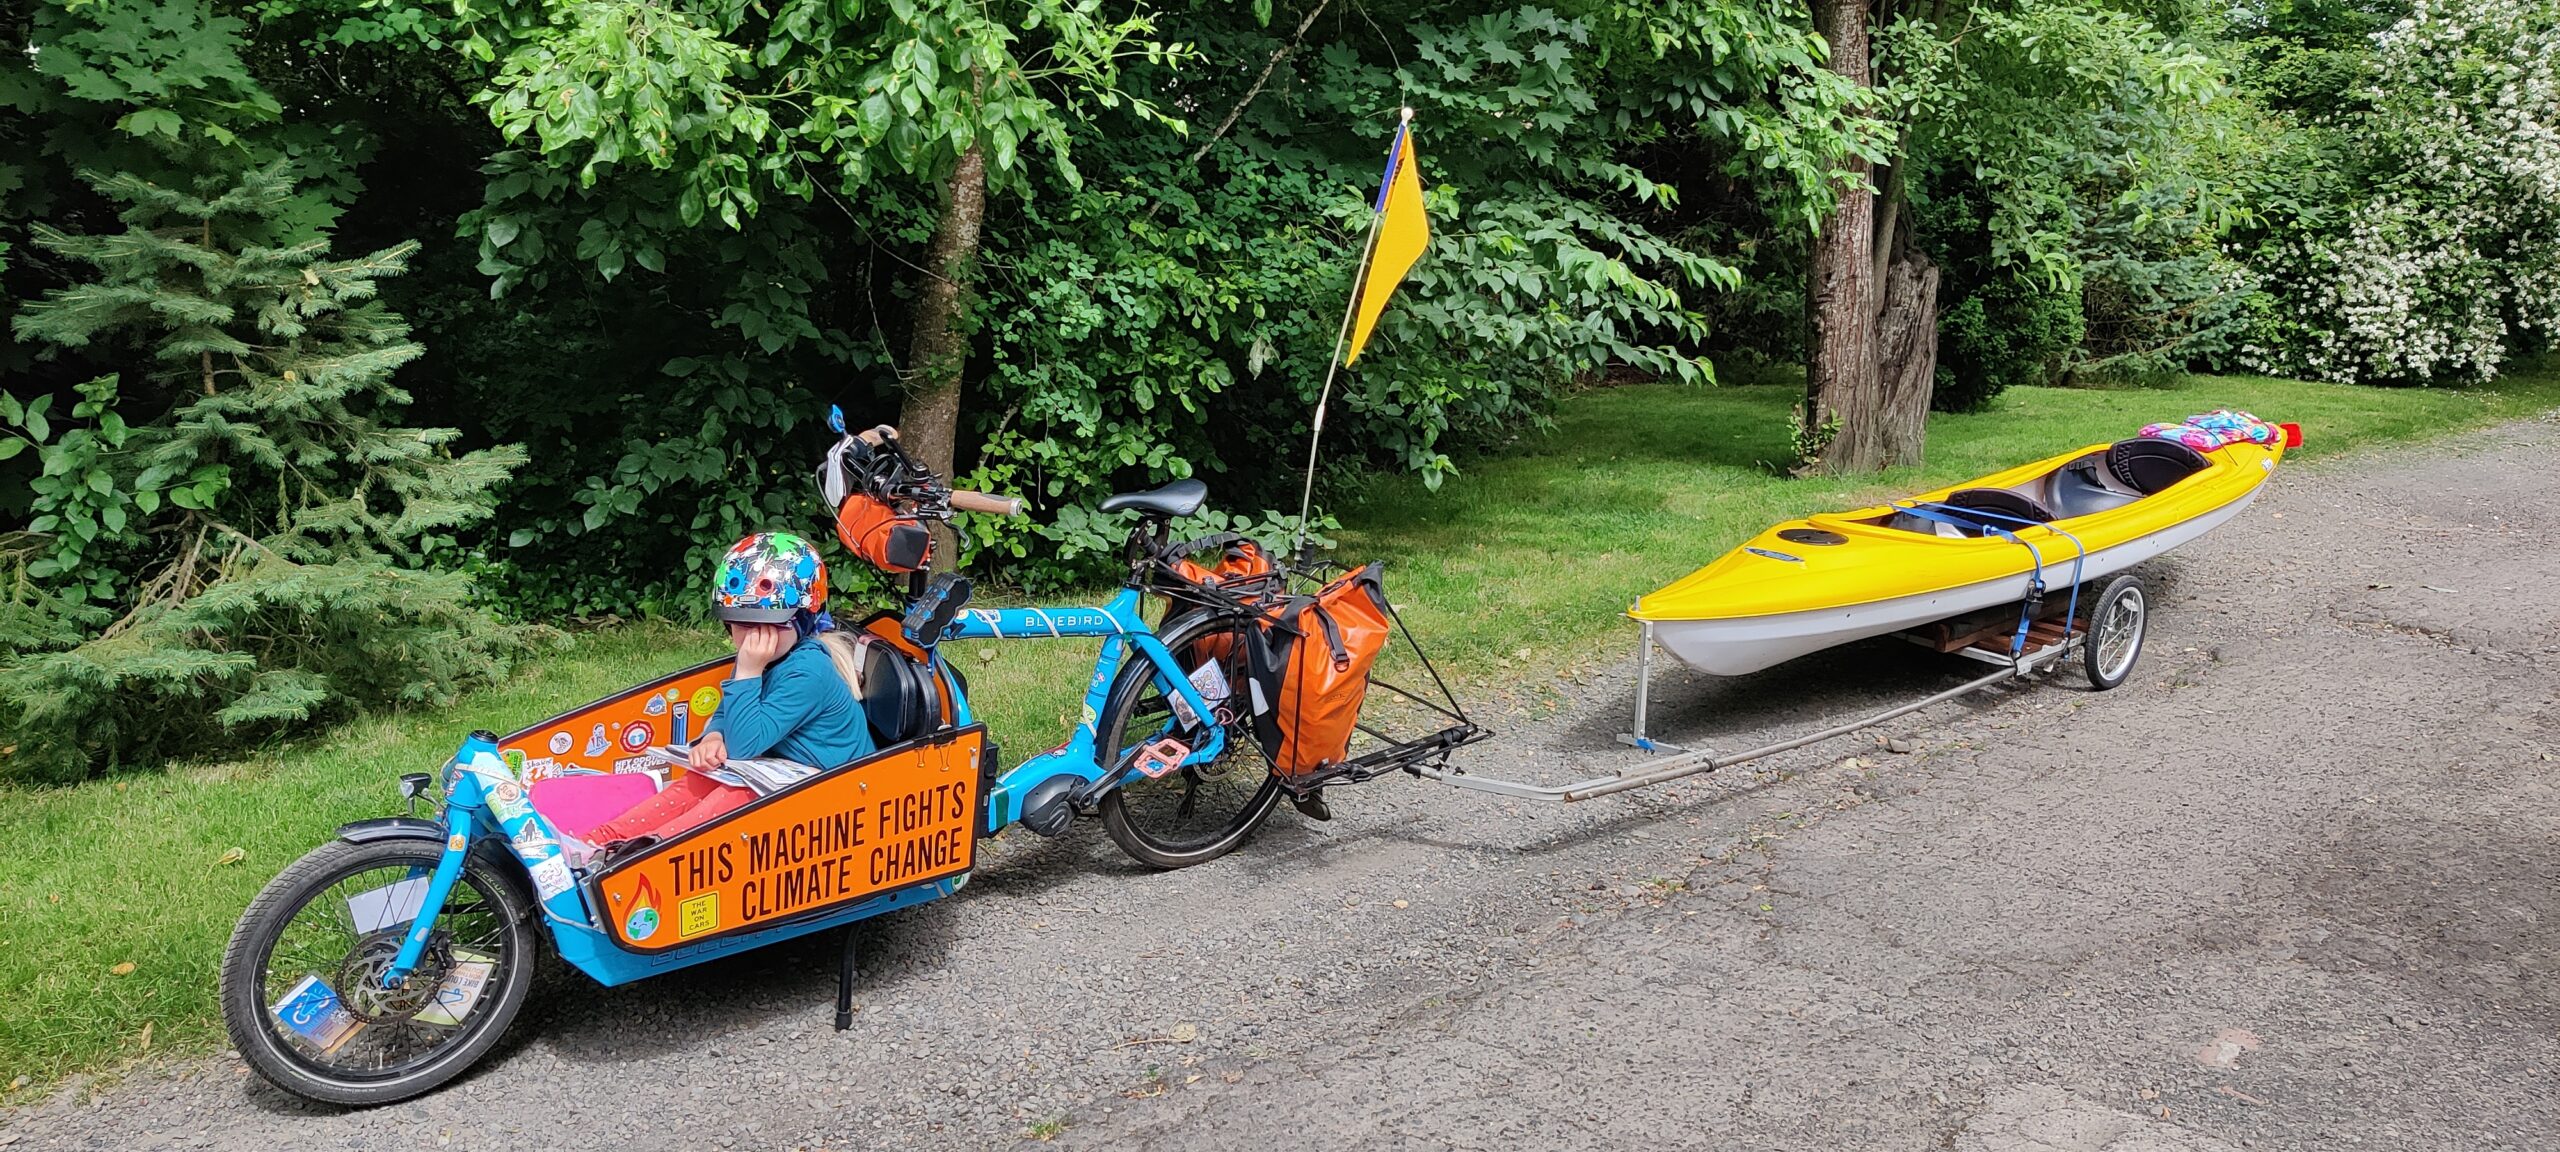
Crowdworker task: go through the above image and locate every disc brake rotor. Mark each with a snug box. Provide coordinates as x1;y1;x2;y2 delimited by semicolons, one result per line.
334;929;452;1024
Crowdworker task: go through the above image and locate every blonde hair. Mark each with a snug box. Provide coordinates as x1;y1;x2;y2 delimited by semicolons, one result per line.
817;631;868;700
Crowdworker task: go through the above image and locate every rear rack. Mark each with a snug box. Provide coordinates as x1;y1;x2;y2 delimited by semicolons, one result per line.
1280;666;1491;797
1269;565;1491;797
1153;550;1492;798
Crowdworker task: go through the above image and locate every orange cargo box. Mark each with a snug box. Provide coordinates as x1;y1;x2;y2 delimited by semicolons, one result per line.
587;725;989;952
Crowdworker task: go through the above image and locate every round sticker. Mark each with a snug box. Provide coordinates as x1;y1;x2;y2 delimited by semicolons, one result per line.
548;731;573;755
619;721;653;752
626;906;659;941
690;686;721;717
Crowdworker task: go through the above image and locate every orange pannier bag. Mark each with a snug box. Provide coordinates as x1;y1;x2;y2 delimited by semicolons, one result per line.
835;494;932;574
1163;535;1278;666
1255;563;1392;780
1170;536;1276;589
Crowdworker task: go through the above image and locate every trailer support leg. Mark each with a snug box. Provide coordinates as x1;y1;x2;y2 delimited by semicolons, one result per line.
833;928;859;1031
1616;620;1688;754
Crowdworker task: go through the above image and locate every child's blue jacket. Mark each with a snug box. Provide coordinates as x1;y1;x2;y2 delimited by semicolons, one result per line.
706;635;875;768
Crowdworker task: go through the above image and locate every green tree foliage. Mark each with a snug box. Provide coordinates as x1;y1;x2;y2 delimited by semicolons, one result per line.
418;0;1873;590
2236;0;2560;383
1866;0;2255;407
1;164;530;780
0;0;2537;778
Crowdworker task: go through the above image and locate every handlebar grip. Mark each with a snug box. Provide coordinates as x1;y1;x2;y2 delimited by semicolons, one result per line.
949;490;1025;517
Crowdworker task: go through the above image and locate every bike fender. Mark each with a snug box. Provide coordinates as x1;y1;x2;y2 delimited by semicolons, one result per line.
335;816;451;845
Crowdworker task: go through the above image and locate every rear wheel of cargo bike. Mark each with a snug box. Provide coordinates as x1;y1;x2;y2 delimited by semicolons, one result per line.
2082;573;2148;691
220;837;537;1105
1098;609;1285;869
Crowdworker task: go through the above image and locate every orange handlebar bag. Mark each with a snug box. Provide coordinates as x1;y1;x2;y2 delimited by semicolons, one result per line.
836;495;932;574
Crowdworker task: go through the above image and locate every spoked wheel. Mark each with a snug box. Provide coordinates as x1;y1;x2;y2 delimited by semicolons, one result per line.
2082;573;2148;691
220;837;536;1105
1098;609;1284;869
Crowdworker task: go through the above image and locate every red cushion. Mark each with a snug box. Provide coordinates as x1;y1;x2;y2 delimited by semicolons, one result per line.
529;772;661;840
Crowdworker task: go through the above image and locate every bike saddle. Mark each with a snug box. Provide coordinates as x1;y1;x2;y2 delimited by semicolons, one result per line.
1098;477;1207;519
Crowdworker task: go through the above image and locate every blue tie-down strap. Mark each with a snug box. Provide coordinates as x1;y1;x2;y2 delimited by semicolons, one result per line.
1896;502;2091;659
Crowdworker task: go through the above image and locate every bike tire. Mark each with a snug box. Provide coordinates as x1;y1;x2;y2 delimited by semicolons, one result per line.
2081;573;2148;691
1097;609;1284;869
220;835;537;1106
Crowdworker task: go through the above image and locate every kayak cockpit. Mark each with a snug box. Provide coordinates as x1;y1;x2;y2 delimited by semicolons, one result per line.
1846;438;2212;538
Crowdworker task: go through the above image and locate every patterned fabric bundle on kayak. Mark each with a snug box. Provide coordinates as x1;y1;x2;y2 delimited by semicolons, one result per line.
2139;409;2280;453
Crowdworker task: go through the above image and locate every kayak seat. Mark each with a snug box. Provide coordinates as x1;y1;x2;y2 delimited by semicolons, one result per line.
2044;456;2143;518
1098;478;1208;519
2105;437;2208;495
1886;488;2058;537
1940;487;2058;533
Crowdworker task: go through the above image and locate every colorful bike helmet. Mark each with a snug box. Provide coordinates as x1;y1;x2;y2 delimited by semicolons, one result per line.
713;532;830;623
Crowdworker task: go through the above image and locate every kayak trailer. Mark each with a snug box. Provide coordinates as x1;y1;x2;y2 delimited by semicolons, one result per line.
1409;566;2150;804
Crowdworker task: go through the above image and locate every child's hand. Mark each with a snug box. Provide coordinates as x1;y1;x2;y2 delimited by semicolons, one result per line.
689;731;728;772
729;622;796;679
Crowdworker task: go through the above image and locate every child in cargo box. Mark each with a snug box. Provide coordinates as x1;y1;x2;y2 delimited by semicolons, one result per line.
587;532;876;845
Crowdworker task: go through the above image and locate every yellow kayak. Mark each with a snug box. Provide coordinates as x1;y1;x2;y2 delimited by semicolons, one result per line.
1630;426;2294;675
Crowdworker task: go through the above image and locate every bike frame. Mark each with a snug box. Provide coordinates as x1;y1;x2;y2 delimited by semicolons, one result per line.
945;584;1232;832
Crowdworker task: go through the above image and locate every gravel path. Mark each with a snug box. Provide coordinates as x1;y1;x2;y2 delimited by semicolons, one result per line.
8;417;2556;1152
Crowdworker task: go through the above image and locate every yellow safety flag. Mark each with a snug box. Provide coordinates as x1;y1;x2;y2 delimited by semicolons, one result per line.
1342;113;1429;366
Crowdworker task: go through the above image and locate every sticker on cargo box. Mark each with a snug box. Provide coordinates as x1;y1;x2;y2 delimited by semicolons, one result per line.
530;856;575;902
678;892;719;939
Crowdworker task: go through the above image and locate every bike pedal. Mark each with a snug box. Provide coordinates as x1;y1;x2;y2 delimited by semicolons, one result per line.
902;573;973;647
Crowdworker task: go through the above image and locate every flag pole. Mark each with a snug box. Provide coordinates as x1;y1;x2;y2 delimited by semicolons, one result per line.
1292;216;1382;557
1294;107;1411;558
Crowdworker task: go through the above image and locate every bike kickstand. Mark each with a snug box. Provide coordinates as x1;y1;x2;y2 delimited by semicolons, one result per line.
834;927;859;1031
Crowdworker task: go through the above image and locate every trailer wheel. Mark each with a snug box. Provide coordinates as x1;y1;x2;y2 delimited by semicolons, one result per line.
2083;574;2147;691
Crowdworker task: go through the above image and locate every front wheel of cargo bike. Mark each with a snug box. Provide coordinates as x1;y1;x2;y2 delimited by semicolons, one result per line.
220;836;537;1106
2082;573;2148;691
1097;610;1286;870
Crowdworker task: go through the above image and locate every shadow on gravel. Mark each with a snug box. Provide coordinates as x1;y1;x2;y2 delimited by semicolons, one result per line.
524;897;975;1067
2287;803;2560;1014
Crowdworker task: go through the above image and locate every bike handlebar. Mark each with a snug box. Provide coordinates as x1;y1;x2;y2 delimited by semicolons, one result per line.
950;490;1025;517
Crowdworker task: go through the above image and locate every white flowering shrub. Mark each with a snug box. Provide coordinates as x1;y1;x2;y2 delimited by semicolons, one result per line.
2247;0;2560;384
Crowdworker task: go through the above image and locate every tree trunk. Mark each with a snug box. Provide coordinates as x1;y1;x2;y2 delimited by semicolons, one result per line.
1872;237;1939;467
900;142;988;492
1803;0;1881;475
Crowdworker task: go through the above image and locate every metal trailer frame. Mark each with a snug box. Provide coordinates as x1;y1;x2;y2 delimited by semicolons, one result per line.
1424;566;2148;805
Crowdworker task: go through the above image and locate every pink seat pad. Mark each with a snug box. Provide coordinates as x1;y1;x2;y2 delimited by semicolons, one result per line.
530;772;661;840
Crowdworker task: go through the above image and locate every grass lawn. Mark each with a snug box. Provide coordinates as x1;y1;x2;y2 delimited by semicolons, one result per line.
4;368;2555;1092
